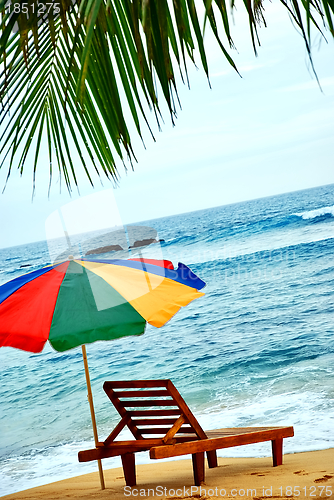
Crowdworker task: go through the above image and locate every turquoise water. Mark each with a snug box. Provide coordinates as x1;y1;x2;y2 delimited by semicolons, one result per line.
1;184;334;496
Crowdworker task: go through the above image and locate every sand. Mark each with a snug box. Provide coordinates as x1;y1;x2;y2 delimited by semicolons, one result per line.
2;449;334;500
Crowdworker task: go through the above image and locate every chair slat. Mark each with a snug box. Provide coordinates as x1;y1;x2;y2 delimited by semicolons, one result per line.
138;428;174;435
140;427;196;435
132;418;184;426
121;400;178;407
129;409;182;417
104;380;169;389
114;390;170;398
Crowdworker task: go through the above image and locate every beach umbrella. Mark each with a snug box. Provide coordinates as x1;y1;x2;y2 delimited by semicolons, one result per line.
0;256;205;488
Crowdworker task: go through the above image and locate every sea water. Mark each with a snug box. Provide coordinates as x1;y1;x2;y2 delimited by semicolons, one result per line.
1;184;334;496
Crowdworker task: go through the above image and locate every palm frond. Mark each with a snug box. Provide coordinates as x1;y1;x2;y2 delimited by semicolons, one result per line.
0;0;333;191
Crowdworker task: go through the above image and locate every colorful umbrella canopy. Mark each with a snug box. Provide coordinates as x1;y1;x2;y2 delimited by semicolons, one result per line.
0;257;205;353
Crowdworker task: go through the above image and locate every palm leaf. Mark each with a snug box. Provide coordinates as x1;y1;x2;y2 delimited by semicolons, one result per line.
0;0;333;191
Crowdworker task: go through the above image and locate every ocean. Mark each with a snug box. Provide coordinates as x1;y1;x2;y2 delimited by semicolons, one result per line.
1;184;334;496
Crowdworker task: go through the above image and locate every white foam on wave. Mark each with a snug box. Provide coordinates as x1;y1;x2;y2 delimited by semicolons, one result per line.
196;390;334;458
0;440;105;497
295;205;334;220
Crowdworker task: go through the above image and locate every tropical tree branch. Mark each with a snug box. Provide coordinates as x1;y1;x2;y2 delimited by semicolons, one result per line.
0;0;333;192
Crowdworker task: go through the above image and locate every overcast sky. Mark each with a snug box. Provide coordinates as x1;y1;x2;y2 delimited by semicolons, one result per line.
1;3;334;248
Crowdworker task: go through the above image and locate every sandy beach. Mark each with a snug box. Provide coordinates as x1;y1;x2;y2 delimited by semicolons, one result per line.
2;449;333;500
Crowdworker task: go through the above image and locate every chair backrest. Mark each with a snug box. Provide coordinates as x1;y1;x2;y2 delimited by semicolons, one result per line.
103;379;208;446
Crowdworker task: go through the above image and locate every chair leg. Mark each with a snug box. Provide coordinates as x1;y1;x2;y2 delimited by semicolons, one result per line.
207;450;218;468
192;452;205;486
121;452;136;486
272;438;283;466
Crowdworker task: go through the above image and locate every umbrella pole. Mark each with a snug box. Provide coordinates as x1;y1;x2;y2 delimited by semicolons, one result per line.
81;345;105;490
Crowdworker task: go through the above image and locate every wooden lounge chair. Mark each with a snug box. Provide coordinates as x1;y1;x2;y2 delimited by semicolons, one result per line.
78;380;294;486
